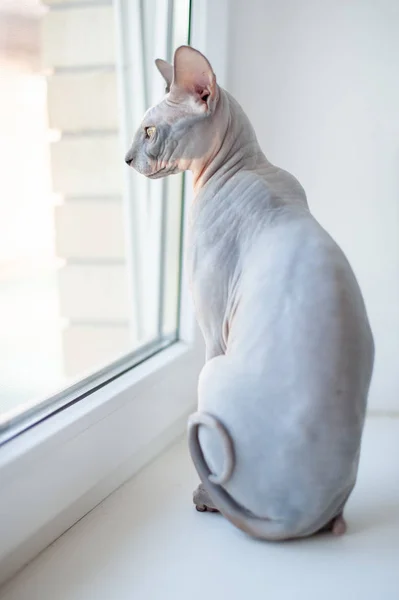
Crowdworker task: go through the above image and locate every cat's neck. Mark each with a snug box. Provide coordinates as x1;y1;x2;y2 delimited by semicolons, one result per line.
191;89;268;195
191;89;307;209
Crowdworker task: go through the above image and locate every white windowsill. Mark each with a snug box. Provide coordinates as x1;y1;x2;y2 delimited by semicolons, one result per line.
1;415;398;600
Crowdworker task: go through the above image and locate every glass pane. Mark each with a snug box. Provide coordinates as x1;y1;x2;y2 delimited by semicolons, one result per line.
0;0;190;439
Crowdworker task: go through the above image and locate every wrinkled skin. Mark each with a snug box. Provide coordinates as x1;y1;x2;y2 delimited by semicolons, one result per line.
126;46;374;540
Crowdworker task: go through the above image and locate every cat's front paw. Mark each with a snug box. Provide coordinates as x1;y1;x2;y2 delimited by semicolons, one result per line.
193;483;219;513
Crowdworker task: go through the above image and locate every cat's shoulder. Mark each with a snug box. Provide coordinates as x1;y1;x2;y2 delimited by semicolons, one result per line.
223;169;271;197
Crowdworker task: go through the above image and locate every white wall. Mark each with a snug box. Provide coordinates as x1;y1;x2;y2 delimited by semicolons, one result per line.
226;0;399;411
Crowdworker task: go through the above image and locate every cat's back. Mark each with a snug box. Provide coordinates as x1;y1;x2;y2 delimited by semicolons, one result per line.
194;166;307;239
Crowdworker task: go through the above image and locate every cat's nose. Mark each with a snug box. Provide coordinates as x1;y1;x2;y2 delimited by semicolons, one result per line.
125;149;134;166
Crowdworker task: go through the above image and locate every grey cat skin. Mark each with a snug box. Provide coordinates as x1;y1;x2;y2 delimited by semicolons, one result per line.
125;46;374;540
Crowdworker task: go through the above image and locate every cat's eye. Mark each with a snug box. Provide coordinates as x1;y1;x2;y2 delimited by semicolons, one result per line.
145;126;156;139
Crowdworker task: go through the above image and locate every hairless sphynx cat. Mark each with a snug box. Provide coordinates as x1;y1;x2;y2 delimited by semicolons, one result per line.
125;46;374;541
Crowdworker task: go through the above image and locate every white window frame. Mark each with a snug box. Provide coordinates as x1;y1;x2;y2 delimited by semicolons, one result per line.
0;0;229;586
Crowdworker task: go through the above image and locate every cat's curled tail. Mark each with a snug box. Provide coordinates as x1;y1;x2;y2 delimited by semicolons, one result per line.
188;412;235;485
188;411;305;541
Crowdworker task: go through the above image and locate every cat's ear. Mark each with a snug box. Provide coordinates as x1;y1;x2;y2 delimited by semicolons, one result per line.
155;58;173;92
172;46;217;109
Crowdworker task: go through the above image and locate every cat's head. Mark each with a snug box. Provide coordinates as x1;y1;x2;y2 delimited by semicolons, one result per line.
125;46;220;180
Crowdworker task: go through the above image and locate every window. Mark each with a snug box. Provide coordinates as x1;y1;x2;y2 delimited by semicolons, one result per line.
0;0;226;586
0;0;191;443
